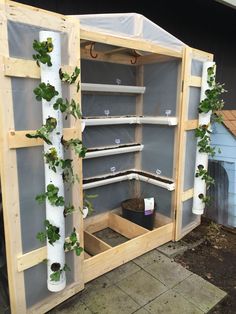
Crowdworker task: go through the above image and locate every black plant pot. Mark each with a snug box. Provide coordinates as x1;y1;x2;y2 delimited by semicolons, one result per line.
121;198;156;230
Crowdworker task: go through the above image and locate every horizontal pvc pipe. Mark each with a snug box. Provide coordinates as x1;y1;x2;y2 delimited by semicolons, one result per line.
81;83;146;94
192;61;215;215
84;144;144;159
83;116;178;127
40;31;66;292
83;171;175;191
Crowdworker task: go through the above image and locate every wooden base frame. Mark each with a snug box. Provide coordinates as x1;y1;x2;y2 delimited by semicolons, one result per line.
83;209;173;283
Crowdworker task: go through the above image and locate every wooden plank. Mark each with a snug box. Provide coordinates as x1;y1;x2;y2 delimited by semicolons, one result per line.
184;119;198;130
84;223;173;283
84;231;112;256
108;213;148;239
4;1;71;31
8;128;79;149
17;247;46;272
80;29;182;58
84;211;109;233
0;6;27;312
174;47;192;241
182;189;194;202
4;57;74;79
189;76;202;87
81;47;131;65
84;252;92;259
192;48;214;61
137;54;177;65
154;212;172;228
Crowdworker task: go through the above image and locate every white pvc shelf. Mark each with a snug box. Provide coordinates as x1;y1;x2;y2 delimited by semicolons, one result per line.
83;116;178;127
83;170;175;191
81;83;146;94
85;144;143;159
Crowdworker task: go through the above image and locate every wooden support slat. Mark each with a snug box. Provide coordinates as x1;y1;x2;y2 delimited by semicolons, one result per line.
4;57;74;79
84;252;92;259
137;54;177;65
81;47;131;65
84;211;109;233
192;48;214;61
182;189;194;202
84;231;112;256
17;247;46;272
8;128;79;149
84;223;173;283
80;29;182;58
184;119;198;131
189;76;202;87
108;213;149;239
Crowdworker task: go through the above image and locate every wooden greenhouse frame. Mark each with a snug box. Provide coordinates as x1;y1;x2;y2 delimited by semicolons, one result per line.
0;1;214;313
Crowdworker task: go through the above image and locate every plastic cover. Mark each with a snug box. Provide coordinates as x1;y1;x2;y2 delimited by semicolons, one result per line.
73;13;186;52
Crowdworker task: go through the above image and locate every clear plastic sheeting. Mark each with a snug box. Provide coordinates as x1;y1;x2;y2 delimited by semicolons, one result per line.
143;61;179;116
184;131;197;190
74;13;186;52
191;59;203;77
142;125;175;178
188;87;201;120
182;198;199;229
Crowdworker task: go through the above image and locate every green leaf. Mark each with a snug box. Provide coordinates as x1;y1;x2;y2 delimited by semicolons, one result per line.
75;246;83;256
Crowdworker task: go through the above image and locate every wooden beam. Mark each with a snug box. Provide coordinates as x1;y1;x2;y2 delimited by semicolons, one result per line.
4;57;74;79
17;247;46;272
108;213;148;239
84;231;112;256
81;47;131;65
189;76;202;87
137;54;177;65
182;188;194;202
103;47;128;55
84;211;109;233
184;119;198;130
84;223;173;283
80;28;182;58
192;48;214;61
8;128;79;149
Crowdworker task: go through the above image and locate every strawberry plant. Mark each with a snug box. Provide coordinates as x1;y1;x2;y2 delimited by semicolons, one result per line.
33;38;53;67
26;117;57;145
36;220;60;245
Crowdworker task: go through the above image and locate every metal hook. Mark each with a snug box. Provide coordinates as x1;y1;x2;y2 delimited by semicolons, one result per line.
130;49;138;64
90;42;98;59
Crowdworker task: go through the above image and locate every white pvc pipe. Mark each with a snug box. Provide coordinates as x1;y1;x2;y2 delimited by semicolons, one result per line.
83;116;178;127
83;171;175;191
84;144;144;159
81;83;146;94
192;61;215;215
40;31;66;292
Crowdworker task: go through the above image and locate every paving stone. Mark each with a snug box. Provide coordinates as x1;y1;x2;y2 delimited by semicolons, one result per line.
145;256;191;288
116;269;168;306
133;308;149;314
157;241;189;258
81;284;140;314
173;273;227;313
133;250;168;268
105;261;140;284
50;301;92;314
144;290;203;314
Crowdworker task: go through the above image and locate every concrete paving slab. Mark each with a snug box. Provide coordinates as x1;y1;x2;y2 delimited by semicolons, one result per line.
157;241;189;258
105;261;140;284
133;250;169;268
49;301;92;314
116;269;168;306
133;308;149;314
145;256;191;288
81;284;140;314
173;273;227;313
144;290;204;314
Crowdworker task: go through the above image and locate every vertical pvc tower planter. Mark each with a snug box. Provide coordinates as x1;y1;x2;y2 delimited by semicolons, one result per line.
192;61;215;215
39;31;66;292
